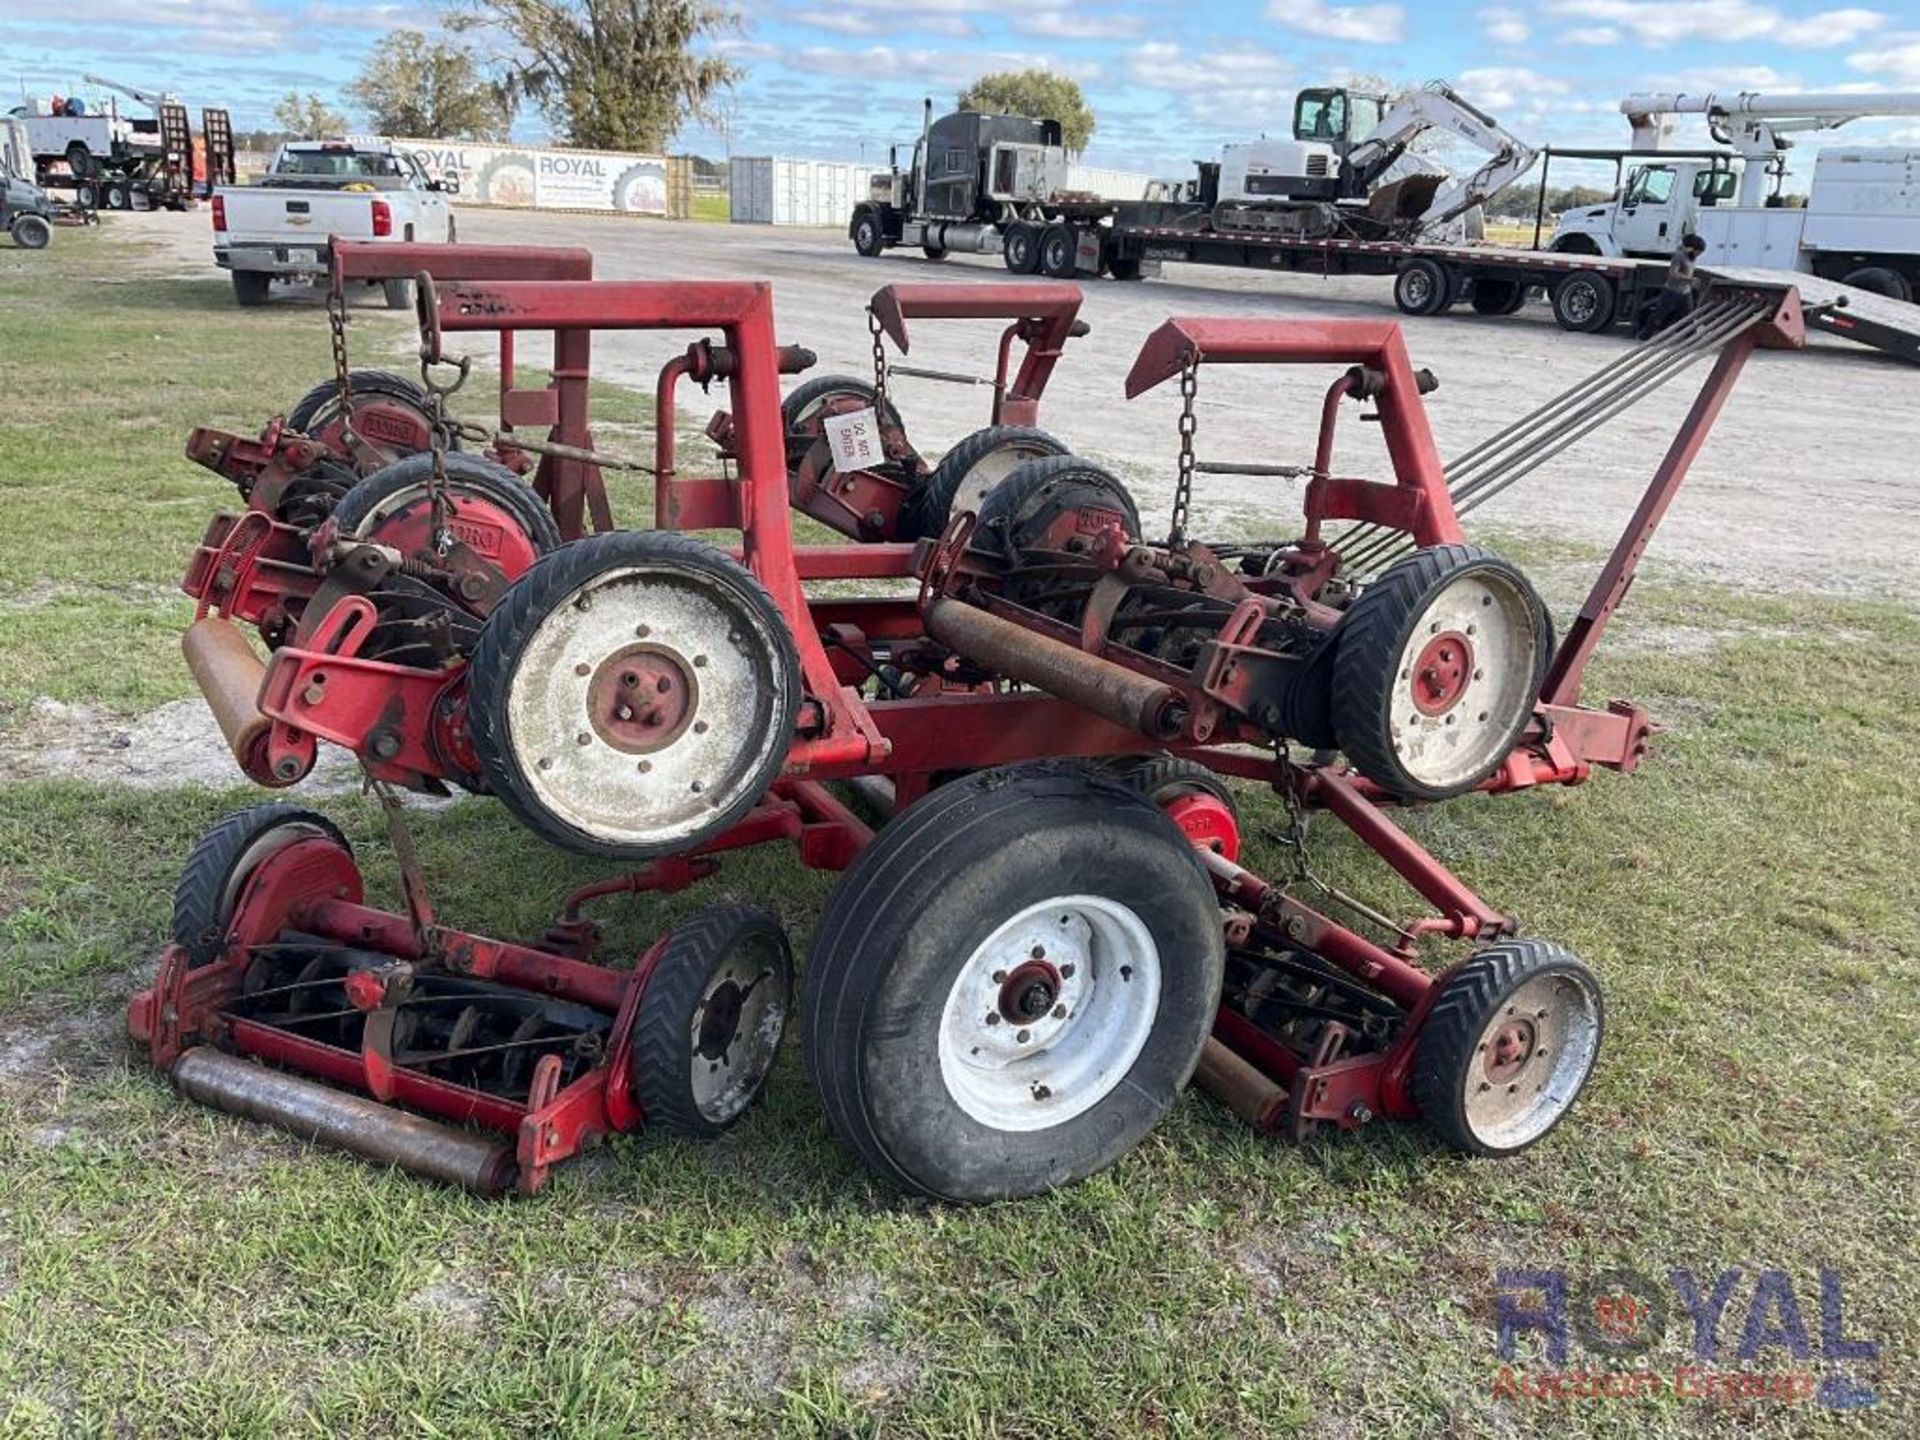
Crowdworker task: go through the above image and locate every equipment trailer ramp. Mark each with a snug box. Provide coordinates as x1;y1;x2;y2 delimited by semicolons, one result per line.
1702;265;1920;364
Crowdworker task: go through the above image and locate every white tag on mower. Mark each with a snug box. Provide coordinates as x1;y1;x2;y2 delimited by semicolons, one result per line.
823;407;882;473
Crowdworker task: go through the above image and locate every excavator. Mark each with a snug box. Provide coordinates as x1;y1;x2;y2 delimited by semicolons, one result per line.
1205;80;1538;240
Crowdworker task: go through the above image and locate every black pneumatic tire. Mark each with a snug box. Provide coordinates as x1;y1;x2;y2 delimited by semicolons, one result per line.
801;765;1227;1201
1470;278;1529;316
468;530;800;861
286;368;436;435
633;905;794;1137
331;452;561;552
973;454;1142;554
904;424;1070;539
1038;223;1079;279
1394;258;1452;317
852;208;885;258
1840;266;1911;302
1002;223;1040;273
171;804;352;967
779;374;898;435
1331;543;1547;802
1552;271;1617;333
1097;753;1239;820
9;215;51;251
232;270;272;307
1412;938;1605;1157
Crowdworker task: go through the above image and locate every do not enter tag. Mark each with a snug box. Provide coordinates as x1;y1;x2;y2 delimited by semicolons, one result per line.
823;407;881;473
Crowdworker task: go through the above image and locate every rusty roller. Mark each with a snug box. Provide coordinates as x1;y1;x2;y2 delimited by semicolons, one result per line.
172;1048;519;1194
923;597;1188;741
182;617;275;783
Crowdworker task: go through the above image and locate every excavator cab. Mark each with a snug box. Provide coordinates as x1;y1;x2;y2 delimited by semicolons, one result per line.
1292;88;1386;156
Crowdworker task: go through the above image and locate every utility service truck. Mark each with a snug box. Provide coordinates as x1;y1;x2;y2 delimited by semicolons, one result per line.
1550;91;1920;301
212;139;458;307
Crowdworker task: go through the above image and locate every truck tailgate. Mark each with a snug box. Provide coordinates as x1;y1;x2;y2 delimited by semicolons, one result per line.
218;187;386;246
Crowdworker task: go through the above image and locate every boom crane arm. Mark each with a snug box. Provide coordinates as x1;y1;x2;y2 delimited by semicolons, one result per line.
80;74;178;113
1344;81;1539;234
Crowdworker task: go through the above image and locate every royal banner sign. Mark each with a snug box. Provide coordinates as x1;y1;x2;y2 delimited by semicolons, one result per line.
385;139;676;216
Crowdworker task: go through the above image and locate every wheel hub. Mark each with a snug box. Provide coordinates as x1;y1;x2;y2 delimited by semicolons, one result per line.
1411;631;1474;716
998;959;1061;1025
586;644;697;754
1483;1016;1537;1084
1462;970;1603;1149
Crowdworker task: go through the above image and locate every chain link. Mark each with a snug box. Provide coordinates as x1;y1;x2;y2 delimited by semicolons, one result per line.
868;307;889;404
418;350;469;558
1168;353;1199;547
326;283;357;449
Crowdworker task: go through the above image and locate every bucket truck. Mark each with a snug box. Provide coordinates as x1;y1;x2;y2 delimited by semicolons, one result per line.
1550;91;1920;301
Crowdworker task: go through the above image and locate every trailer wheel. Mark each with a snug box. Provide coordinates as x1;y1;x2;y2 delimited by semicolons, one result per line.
1413;939;1603;1157
1551;272;1616;333
469;531;799;860
73;181;98;210
633;905;793;1137
9;215;51;251
972;454;1142;557
1470;278;1529;316
852;208;884;258
1107;255;1143;282
231;270;272;307
104;181;131;211
801;765;1225;1201
171;804;357;967
331;453;560;576
1394;259;1451;317
1002;224;1040;274
904;424;1070;539
1840;266;1911;302
1331;544;1546;802
1038;223;1079;279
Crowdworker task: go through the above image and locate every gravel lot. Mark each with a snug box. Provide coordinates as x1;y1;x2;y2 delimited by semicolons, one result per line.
142;207;1920;600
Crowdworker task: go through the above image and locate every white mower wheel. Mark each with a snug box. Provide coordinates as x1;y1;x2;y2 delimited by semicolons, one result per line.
904;424;1070;540
468;531;799;860
1332;544;1546;802
171;805;356;967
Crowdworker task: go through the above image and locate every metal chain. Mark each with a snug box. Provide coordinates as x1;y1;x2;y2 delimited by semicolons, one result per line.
326;283;357;448
1263;750;1417;947
868;307;889;403
418;349;470;557
1168;353;1199;546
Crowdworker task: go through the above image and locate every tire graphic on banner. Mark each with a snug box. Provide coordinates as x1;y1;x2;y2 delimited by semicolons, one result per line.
614;161;668;214
477;153;536;207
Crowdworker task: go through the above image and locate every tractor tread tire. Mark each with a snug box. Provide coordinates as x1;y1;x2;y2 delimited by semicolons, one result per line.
904;424;1070;539
801;763;1225;1201
468;530;799;860
1411;938;1603;1156
632;904;792;1138
1096;754;1239;817
171;804;350;966
1331;543;1544;802
331;451;561;552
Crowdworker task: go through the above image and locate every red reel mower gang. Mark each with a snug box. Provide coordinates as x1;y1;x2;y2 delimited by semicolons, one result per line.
131;239;1807;1198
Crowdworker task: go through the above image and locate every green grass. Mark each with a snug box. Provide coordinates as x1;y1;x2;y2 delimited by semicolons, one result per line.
2;223;1917;1437
690;192;731;223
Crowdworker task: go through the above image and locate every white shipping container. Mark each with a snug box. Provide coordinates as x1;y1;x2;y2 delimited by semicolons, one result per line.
731;155;874;226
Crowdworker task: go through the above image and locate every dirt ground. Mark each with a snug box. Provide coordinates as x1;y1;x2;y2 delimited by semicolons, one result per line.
130;208;1920;601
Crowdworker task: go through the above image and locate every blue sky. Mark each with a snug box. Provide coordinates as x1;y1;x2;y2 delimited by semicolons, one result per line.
6;0;1919;182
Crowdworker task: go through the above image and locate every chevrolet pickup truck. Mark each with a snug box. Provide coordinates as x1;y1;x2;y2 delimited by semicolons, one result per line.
211;139;457;306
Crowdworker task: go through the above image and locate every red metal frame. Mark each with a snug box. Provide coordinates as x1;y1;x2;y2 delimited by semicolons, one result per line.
139;261;1805;1187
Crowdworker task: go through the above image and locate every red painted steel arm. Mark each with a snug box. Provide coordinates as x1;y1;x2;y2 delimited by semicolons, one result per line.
327;239;593;287
1126;316;1460;546
867;282;1085;423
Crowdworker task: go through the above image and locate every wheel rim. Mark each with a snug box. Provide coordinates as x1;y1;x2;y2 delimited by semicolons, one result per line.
953;441;1058;514
858;219;877;249
503;563;788;848
1563;282;1597;324
1386;568;1538;791
937;894;1161;1132
1460;968;1602;1149
688;935;788;1124
1402;269;1434;307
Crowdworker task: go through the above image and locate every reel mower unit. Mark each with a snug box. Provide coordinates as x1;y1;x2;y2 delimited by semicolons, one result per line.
136;241;1807;1198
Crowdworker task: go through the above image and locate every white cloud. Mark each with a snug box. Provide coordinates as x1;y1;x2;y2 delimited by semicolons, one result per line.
1455;66;1570;114
1849;36;1920;84
1543;0;1885;48
1015;9;1146;40
1265;0;1404;44
1127;40;1297;128
1564;25;1621;43
1479;6;1529;44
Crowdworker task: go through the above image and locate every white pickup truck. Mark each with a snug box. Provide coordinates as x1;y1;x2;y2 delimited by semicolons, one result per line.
212;139;457;307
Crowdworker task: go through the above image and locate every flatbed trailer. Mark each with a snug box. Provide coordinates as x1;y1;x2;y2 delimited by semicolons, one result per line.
1105;216;1670;335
